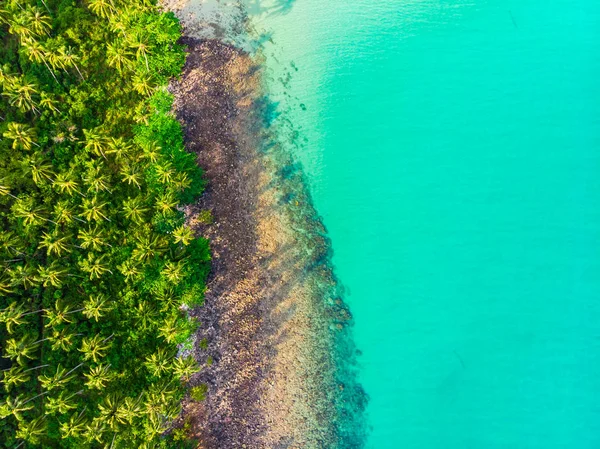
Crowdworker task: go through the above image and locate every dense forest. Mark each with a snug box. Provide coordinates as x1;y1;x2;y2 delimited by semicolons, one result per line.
0;0;210;447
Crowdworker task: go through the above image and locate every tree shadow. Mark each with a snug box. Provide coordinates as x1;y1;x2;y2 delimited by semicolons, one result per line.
245;0;297;17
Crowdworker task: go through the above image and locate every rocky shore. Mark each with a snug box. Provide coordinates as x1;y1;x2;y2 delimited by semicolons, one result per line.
167;8;366;448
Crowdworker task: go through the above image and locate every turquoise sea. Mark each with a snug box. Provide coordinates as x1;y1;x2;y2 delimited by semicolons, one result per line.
249;0;600;447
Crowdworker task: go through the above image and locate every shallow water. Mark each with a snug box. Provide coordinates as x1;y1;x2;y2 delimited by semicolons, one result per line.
249;0;600;447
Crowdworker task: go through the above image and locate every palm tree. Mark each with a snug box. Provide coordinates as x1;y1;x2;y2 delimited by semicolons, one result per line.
3;122;38;150
135;301;157;330
81;196;110;222
0;394;34;420
162;260;186;283
83;294;112;321
39;92;61;113
97;393;123;430
158;317;180;344
84;418;106;444
83;129;108;159
116;396;141;425
106;40;132;72
39;230;71;256
6;77;39;113
84;363;113;390
129;33;151;70
171;355;199;381
155;191;177;216
122;196;148;224
4;334;41;365
118;258;142;282
15;415;46;444
59;45;85;80
24;6;51;36
54;171;83;196
132;232;166;262
13;197;55;226
141;141;161;163
53;201;82;225
2;366;31;391
145;347;171;377
22;38;59;83
9;263;41;290
172;225;194;246
79;253;112;279
45;390;80;415
79;333;112;362
87;0;115;19
107;136;133;161
59;409;88;439
119;163;142;188
38;363;81;391
83;166;112;194
0;302;43;334
154;161;174;184
25;155;55;186
45;299;82;327
48;327;78;352
79;226;110;251
38;262;68;287
132;72;153;96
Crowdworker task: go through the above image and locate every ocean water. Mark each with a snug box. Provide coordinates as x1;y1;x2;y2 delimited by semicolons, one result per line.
248;0;600;447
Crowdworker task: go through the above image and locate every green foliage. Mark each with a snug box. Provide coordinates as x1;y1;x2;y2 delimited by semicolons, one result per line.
0;0;210;447
189;384;208;402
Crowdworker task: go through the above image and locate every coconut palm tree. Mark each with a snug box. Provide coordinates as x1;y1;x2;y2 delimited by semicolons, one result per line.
118;258;142;282
9;263;41;290
15;415;46;444
83;129;108;160
79;333;112;362
38;363;81;391
0;302;42;334
155;191;177;216
87;0;115;19
106;40;132;72
0;394;34;420
79;226;110;251
171;355;199;381
5;77;39;113
129;33;151;70
4;334;41;365
22;38;59;83
172;225;194;246
84;363;113;390
162;260;186;284
54;171;83;196
3;122;37;150
83;294;112;321
45;299;82;327
81;196;110;222
119;163;142;188
97;393;123;430
59;409;88;439
158;317;179;344
79;253;112;279
145;347;171;377
39;231;71;256
48;327;78;352
45;390;80;415
154;162;174;184
37;262;68;287
122;196;148;224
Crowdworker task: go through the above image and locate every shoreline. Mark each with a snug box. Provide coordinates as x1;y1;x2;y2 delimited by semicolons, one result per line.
168;10;366;447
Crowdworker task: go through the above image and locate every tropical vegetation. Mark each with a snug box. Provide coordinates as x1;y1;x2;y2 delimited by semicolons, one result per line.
0;0;210;447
